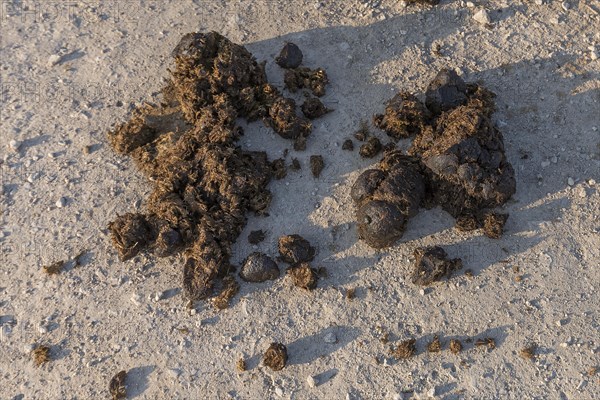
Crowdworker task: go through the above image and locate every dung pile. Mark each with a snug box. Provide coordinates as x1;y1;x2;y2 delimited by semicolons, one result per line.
107;32;328;302
353;69;515;248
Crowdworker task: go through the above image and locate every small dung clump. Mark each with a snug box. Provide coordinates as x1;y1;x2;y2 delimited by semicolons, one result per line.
275;42;303;69
275;42;303;68
425;68;468;115
342;139;354;151
392;338;417;359
412;246;462;286
263;342;288;371
271;158;287;180
354;120;370;141
290;158;301;170
455;211;509;239
239;252;280;283
310;155;325;178
475;337;496;350
483;212;508;239
449;339;463;354
359;137;382;159
284;67;329;97
351;151;425;248
373;92;430;139
236;358;247;372
520;343;537;361
109;370;128;400
287;262;318;290
31;345;51;366
301;97;331;119
43;260;65;275
278;234;316;264
248;230;265;244
427;335;442;353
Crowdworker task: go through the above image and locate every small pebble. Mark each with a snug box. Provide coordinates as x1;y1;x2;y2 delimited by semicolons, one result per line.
130;292;143;306
275;386;284;397
47;54;62;67
9;140;21;151
23;343;35;354
561;1;570;11
577;380;587;390
550;156;558;164
324;332;337;344
56;197;66;208
541;161;550;168
473;9;491;25
307;375;318;388
567;177;575;186
535;0;544;4
588;179;596;186
591;51;599;61
167;368;182;379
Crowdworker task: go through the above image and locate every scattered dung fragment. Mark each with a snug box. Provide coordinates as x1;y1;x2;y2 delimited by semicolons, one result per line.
392;338;417;359
284;67;329;97
236;358;247;372
271;158;287;180
287;263;318;290
449;339;463;354
427;335;442;353
294;136;307;151
455;214;479;232
483;212;508;239
301;97;331;119
290;158;301;170
354;120;370;141
346;287;356;300
310;155;325;178
239;252;280;283
43;260;65;275
412;246;462;286
351;151;425;248
248;230;265;244
109;370;127;400
475;337;496;350
278;234;316;264
359;137;382;159
212;276;240;310
31;345;50;366
373;92;430;139
263;342;288;371
342;139;354;151
424;68;468;115
267;97;312;140
275;42;303;69
520;343;537;361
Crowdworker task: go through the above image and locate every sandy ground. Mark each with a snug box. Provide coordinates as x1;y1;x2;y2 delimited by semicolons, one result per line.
1;0;599;399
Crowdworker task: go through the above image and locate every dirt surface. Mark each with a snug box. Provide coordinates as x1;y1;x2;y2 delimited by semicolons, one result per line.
2;1;599;399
